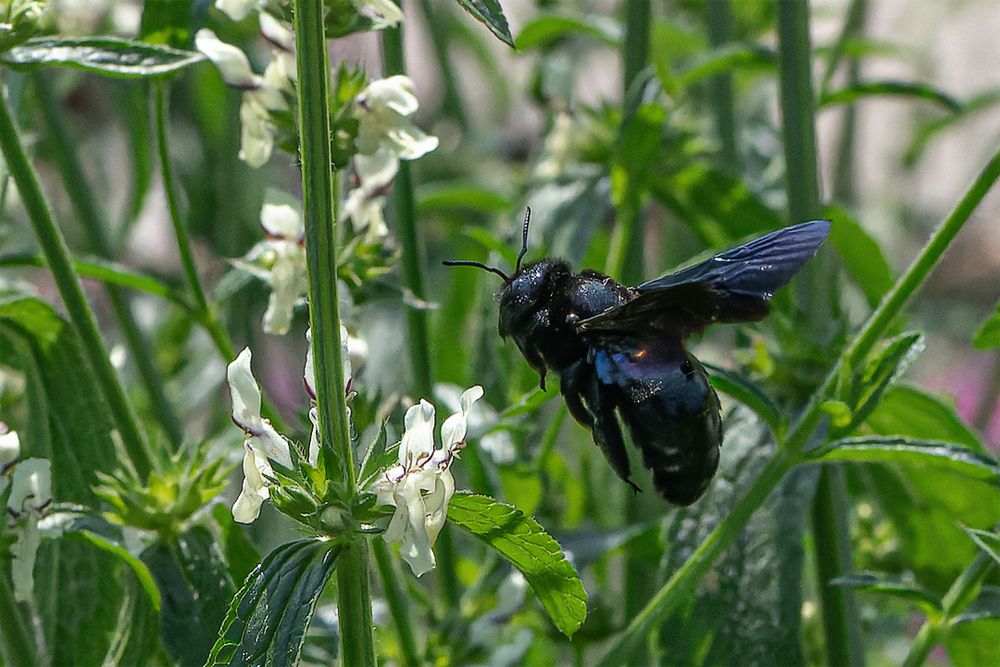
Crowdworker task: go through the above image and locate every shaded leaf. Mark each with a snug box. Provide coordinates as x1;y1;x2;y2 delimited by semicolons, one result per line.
211;504;262;587
455;0;514;47
358;420;392;488
515;15;621;50
139;0;195;48
841;332;924;434
830;573;942;616
1;37;204;78
447;493;587;636
703;362;783;434
806;437;1000;484
963;527;1000;566
952;587;1000;625
68;530;162;612
417;183;512;216
865;384;985;452
208;540;343;666
676;44;777;90
825;206;894;307
972;301;1000;349
904;91;1000;166
819;80;962;111
946;618;1000;667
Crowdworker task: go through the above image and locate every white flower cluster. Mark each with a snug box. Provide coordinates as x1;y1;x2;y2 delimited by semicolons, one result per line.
372;386;482;576
342;76;439;239
1;427;52;602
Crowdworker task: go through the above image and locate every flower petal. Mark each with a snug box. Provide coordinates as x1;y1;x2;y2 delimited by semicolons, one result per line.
0;429;20;469
361;75;419;116
351;0;403;30
10;514;42;602
195;29;259;88
260;189;303;239
6;458;51;516
215;0;258;22
354;145;399;191
259;11;294;52
440;385;483;448
232;445;272;523
227;348;262;429
400;399;435;466
238;95;275;167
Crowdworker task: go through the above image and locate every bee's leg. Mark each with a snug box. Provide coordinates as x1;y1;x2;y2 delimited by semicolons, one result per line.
559;362;593;428
580;372;640;494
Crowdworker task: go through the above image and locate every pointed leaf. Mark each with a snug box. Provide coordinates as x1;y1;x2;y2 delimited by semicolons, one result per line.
514;15;622;50
207;539;343;666
825;206;894;307
447;492;587;636
819;80;961;112
806;437;1000;484
704;362;782;434
842;332;924;433
455;0;514;47
830;574;942;616
1;37;204;78
866;384;985;452
358;420;392;487
963;527;1000;567
972;301;1000;349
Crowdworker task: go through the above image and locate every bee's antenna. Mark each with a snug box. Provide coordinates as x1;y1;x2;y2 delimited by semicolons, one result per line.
442;260;510;283
515;207;531;274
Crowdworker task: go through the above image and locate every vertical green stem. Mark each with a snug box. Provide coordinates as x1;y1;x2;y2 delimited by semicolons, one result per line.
372;539;421;667
34;76;183;448
416;0;467;128
902;550;995;667
829;0;867;201
382;13;461;610
705;0;738;167
0;89;150;478
0;576;36;667
622;0;651;100
293;0;371;663
777;3;861;664
153;84;235;364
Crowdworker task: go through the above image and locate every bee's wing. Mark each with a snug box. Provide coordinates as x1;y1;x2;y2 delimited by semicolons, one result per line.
577;220;831;334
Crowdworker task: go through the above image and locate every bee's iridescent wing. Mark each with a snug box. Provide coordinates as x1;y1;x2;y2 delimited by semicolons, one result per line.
577;220;831;335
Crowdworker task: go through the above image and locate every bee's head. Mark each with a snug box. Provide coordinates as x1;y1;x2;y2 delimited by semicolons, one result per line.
496;258;569;339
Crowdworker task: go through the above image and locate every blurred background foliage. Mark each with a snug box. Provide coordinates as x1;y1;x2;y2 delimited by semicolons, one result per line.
0;0;998;665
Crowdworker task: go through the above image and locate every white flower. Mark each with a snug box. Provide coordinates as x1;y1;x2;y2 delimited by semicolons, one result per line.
195;29;259;89
6;458;51;602
351;0;403;30
0;427;19;467
239;189;307;334
228;348;292;522
215;0;259;22
372;386;483;576
355;76;438;159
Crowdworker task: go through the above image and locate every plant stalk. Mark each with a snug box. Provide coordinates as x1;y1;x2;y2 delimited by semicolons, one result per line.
294;0;371;664
902;549;996;667
416;0;467;128
597;143;1000;666
372;539;421;667
0;576;36;667
34;76;183;448
0;88;150;478
705;0;738;167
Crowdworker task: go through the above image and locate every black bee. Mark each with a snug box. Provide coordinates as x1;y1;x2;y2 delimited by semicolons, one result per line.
445;211;830;505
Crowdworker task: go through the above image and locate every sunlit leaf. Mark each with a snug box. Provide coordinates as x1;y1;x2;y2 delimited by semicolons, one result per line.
455;0;514;47
946;618;1000;667
447;493;587;636
825;206;894;307
207;540;343;665
963;526;1000;566
139;0;195;48
1;37;204;78
840;332;924;434
972;301;1000;349
806;437;1000;483
865;384;985;452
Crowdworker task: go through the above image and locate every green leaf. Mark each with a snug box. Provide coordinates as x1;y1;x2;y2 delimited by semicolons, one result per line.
806;437;1000;484
825;205;894;307
144;527;236;666
819;80;962;112
841;332;924;434
211;504;262;587
207;539;343;666
498;386;556;419
972;301;1000;349
703;362;783;434
69;530;162;613
675;44;778;90
0;253;189;308
952;587;1000;625
1;37;204;78
514;15;622;50
358;420;392;488
416;183;512;215
139;0;195;48
447;493;587;636
866;384;985;452
829;574;942;616
963;527;1000;566
904;91;1000;166
946;618;1000;667
454;0;514;47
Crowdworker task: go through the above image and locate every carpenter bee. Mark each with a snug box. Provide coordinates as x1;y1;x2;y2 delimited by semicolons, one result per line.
444;211;830;505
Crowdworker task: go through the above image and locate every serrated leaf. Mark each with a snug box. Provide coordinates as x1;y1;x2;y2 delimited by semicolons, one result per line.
819;80;962;112
825;206;894;307
866;384;985;453
841;332;924;434
963;527;1000;566
806;437;1000;484
358;420;392;487
972;302;1000;349
207;539;342;666
514;15;622;50
830;574;942;616
447;493;587;636
1;37;204;78
455;0;514;47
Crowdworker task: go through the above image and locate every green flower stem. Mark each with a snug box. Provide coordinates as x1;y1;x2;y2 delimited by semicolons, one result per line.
382;14;462;610
902;549;996;667
372;539;422;667
153;84;234;365
777;3;861;664
829;0;867;201
293;1;370;663
705;0;738;166
0;88;150;478
622;0;651;101
336;542;377;667
0;576;36;667
597;144;1000;667
34;76;183;448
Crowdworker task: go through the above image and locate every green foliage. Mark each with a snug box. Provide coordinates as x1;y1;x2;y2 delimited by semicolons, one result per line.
454;0;515;47
1;37;204;77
